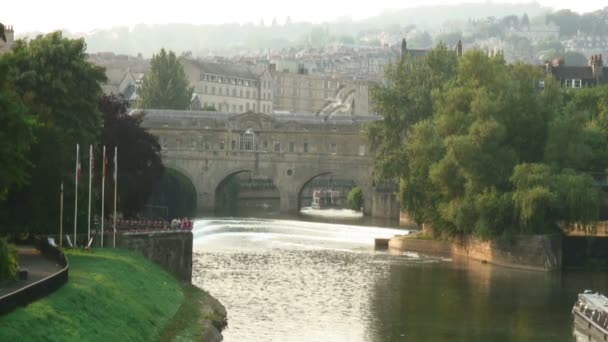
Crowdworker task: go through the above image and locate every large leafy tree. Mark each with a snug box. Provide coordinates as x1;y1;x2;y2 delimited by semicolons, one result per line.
100;95;164;218
370;48;604;239
137;48;193;109
0;55;37;202
0;32;106;233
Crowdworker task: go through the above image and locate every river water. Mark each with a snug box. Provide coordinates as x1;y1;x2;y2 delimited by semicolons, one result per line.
191;214;608;342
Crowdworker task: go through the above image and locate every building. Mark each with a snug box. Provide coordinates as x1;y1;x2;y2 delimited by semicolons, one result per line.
0;25;15;54
545;54;607;89
271;68;374;116
180;58;274;114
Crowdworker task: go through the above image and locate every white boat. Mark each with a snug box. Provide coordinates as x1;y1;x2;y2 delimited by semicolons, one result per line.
572;290;608;342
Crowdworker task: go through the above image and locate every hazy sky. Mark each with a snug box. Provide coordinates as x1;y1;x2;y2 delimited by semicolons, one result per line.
2;0;606;33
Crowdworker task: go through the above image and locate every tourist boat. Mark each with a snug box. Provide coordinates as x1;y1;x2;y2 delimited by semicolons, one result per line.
572;290;608;341
311;189;342;209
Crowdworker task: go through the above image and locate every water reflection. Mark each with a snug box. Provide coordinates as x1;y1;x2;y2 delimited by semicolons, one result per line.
192;217;608;342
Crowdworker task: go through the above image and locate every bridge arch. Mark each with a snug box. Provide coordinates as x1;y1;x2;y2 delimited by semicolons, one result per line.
148;166;198;219
294;171;372;213
213;168;281;213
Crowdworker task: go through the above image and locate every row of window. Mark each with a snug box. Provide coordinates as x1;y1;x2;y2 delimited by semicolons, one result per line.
202;74;270;88
162;137;366;156
202;102;272;113
203;85;273;101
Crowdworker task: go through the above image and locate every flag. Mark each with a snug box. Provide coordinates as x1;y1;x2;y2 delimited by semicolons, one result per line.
76;153;82;181
90;148;95;172
113;149;117;182
103;149;108;178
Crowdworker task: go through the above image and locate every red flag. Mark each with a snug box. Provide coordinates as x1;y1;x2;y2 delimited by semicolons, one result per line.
103;151;108;178
76;157;82;181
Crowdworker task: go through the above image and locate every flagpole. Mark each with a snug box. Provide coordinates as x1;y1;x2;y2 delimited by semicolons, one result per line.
101;145;106;248
60;181;64;248
87;145;92;243
113;146;117;248
74;143;79;248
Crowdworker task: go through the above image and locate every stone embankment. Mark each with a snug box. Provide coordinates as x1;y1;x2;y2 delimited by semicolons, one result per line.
389;234;562;271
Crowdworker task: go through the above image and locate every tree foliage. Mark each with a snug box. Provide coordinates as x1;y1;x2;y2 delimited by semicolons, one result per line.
137;48;193;110
347;187;363;211
0;32;106;233
100;95;164;218
0;57;37;201
369;47;606;239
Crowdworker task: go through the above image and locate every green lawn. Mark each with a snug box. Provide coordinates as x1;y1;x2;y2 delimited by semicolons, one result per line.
0;249;184;341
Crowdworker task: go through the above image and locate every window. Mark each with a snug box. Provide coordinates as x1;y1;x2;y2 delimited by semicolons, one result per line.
232;104;236;112
220;140;225;150
232;88;236;96
358;145;365;156
263;140;268;150
573;79;582;88
240;89;243;97
231;140;236;151
211;86;216;95
204;141;210;150
303;142;308;153
254;90;257;98
263;104;266;113
274;142;281;152
330;143;337;154
219;87;222;95
289;142;295;152
204;85;208;93
246;103;250;111
253;103;257;112
239;105;243;112
241;128;255;151
191;139;196;149
246;90;250;98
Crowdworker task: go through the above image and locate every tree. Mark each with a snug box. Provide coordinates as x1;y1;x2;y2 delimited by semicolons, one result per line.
137;48;193;110
347;187;363;211
0;23;5;42
371;48;604;239
0;32;106;234
100;95;164;218
0;56;37;201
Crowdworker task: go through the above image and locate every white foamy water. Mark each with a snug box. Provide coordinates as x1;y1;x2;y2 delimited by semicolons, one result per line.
193;217;408;252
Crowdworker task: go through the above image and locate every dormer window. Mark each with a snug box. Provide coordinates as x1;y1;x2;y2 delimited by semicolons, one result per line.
565;79;582;88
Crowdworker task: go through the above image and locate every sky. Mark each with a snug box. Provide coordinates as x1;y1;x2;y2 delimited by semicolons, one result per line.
2;0;606;33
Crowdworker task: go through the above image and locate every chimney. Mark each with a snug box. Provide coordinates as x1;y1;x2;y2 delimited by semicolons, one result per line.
401;38;407;59
545;60;553;75
552;57;564;67
590;54;603;79
456;40;463;57
4;25;14;44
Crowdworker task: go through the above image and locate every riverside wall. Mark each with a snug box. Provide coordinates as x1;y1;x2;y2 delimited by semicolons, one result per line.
113;232;193;281
389;234;562;271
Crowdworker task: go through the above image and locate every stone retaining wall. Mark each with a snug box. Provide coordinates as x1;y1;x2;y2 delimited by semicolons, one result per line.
389;234;562;271
114;232;193;281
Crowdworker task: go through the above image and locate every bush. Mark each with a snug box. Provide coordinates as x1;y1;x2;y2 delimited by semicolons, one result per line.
347;187;363;211
0;237;18;283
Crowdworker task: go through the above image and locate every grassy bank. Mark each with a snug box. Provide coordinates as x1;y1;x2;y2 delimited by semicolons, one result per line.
0;249;184;341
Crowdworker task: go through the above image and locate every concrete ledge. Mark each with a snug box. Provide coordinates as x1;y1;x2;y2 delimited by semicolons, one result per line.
389;234;562;271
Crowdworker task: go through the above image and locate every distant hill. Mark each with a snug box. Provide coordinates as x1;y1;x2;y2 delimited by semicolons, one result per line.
11;2;566;57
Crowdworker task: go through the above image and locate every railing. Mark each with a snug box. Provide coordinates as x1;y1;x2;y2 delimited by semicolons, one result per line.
0;238;69;316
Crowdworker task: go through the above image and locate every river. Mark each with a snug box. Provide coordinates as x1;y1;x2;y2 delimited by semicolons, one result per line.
191;213;607;342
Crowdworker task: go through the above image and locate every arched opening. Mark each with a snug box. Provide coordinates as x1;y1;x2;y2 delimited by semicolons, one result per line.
215;170;280;215
298;173;364;218
147;168;197;220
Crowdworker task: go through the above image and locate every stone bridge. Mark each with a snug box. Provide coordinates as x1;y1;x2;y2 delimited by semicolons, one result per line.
140;109;398;218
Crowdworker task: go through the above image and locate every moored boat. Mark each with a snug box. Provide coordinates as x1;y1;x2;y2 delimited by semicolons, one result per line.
572;290;608;342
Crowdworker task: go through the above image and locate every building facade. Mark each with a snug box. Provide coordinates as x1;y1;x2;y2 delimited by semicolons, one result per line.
271;69;374;115
0;25;15;54
180;58;273;114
